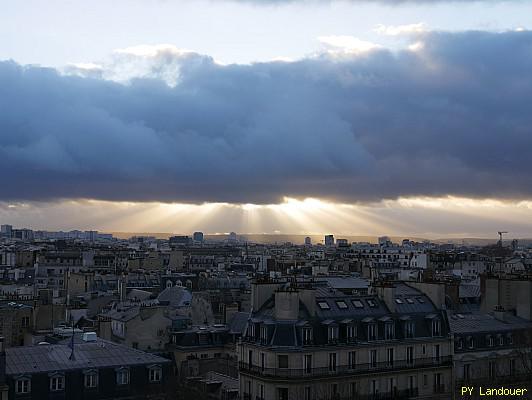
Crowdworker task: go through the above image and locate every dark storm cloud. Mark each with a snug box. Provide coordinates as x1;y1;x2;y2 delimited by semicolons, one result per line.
1;30;532;204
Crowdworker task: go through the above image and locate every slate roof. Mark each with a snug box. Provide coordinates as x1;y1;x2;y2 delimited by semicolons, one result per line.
448;312;532;334
6;338;170;375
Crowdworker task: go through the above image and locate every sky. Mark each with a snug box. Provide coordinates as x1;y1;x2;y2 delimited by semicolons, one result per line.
1;0;532;238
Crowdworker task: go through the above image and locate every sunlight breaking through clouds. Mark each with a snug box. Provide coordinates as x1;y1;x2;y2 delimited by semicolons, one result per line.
2;197;532;239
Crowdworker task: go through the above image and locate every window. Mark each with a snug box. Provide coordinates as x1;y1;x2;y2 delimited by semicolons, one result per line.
304;354;312;374
432;319;441;336
330;384;338;399
434;373;443;393
498;334;504;346
335;300;348;309
348;351;356;369
433;344;441;362
84;373;98;388
387;348;394;367
328;326;338;343
277;388;288;400
21;317;30;328
260;326;268;343
487;335;494;347
406;298;415;304
16;378;30;394
350;382;357;398
463;364;470;380
406;346;414;365
347;324;356;342
352;300;364;308
457;338;463;350
384;322;394;340
370;350;377;368
116;369;130;385
404;321;414;338
261;353;265;371
509;359;516;375
366;299;377;308
417;297;425;304
368;323;377;341
278;355;289;369
149;367;162;383
248;323;256;337
317;301;330;310
304;387;311;400
395;298;404;304
489;361;497;379
328;353;337;372
259;384;265;400
50;376;65;391
468;337;475;349
507;334;513;345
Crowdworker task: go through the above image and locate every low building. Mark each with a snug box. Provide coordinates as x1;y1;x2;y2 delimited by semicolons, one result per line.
1;334;173;399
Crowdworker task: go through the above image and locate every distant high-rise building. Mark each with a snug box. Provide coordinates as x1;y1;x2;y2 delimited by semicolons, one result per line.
324;234;334;246
1;224;13;238
228;232;238;242
378;236;391;246
193;231;204;243
304;236;312;246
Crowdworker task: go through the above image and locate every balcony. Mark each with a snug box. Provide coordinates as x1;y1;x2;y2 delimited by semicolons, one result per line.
239;356;451;379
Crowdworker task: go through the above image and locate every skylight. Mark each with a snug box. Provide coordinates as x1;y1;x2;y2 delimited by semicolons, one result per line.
352;300;364;309
336;300;348;309
318;301;330;310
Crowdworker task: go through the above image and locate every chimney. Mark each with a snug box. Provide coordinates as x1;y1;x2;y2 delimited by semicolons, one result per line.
274;289;300;320
493;305;507;322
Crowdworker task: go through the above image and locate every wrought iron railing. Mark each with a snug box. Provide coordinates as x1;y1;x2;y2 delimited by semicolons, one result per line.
239;356;451;378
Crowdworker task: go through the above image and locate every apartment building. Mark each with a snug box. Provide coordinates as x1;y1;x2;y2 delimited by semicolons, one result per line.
451;309;532;396
238;279;453;400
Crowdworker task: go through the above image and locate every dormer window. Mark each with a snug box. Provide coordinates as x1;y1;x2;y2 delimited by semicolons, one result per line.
15;378;31;394
148;366;162;383
83;371;98;388
468;337;475;349
404;321;414;338
498;334;504;346
368;323;377;341
347;324;357;342
302;328;313;345
50;375;65;392
116;368;130;385
384;322;395;340
432;319;441;336
487;335;494;347
248;323;256;337
260;326;268;344
328;326;339;343
507;334;513;345
457;338;463;349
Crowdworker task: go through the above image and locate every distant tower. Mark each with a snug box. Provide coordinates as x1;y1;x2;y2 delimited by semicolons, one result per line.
324;235;334;247
304;236;312;246
228;232;238;242
193;231;204;243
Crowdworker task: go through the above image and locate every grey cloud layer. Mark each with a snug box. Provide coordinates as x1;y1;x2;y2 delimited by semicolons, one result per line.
1;31;532;204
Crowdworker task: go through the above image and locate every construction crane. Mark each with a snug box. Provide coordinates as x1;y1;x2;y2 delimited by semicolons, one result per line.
498;231;508;247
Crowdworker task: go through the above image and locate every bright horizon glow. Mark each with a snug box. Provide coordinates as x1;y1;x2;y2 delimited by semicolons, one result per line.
2;196;532;239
